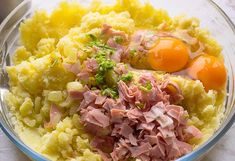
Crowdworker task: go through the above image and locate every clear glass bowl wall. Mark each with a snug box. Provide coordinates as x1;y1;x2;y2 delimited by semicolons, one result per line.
0;0;235;161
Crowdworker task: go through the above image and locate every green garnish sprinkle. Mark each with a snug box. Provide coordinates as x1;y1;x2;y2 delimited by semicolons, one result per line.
114;36;124;44
101;87;118;98
87;34;118;98
129;48;137;56
88;34;115;53
121;72;133;82
95;52;116;85
139;82;152;92
135;102;145;109
88;34;98;41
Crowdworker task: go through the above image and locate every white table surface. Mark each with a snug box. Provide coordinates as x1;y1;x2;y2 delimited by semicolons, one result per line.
1;0;235;161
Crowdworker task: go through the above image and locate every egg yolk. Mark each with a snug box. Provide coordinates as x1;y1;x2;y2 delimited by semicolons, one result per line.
148;37;189;72
187;54;226;91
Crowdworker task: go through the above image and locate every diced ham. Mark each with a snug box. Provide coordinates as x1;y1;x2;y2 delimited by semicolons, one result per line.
107;38;123;49
129;142;152;157
152;159;163;161
118;81;141;103
148;134;166;157
112;99;126;110
91;136;114;153
84;121;111;136
129;30;158;51
138;72;157;87
141;87;170;110
63;61;81;75
143;105;164;123
95;95;107;106
84;58;99;73
137;122;155;132
111;124;122;137
174;139;193;156
103;98;126;112
150;145;164;159
146;135;158;145
156;115;174;128
141;33;158;50
110;144;129;161
119;138;132;149
110;48;123;63
69;90;84;100
110;109;126;122
118;81;137;102
166;141;181;159
126;108;143;120
114;63;128;75
161;80;184;104
79;91;97;109
103;98;116;110
77;71;202;161
124;30;159;62
138;154;151;161
120;123;133;138
85;108;110;128
44;104;62;129
129;133;138;146
184;125;203;140
101;24;128;39
68;86;89;100
130;31;144;47
158;127;175;138
77;70;90;82
165;105;183;124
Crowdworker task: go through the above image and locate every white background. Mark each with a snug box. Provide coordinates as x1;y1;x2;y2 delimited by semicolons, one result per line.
1;0;235;161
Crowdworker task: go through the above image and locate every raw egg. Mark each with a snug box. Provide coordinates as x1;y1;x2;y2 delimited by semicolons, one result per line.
148;37;189;72
187;54;226;91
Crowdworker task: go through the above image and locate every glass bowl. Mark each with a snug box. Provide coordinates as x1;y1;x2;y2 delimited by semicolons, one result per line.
0;0;235;161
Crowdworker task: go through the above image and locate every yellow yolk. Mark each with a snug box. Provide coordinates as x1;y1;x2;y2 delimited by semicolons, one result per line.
187;54;226;91
147;37;189;72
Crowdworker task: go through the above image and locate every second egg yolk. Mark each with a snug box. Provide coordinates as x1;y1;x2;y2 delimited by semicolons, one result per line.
187;54;226;91
148;37;189;72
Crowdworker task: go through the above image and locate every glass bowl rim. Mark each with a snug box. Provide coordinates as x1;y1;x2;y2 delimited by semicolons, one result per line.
0;0;235;161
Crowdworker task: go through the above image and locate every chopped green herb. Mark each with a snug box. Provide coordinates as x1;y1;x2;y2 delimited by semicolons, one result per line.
130;48;137;56
101;87;118;98
95;60;115;85
87;34;115;52
121;72;133;82
135;102;145;109
88;34;98;41
88;76;96;86
114;36;124;44
91;41;114;51
94;52;116;86
99;60;115;72
95;52;106;62
139;82;152;92
105;70;118;88
95;73;105;84
146;82;152;90
91;87;98;90
86;34;120;98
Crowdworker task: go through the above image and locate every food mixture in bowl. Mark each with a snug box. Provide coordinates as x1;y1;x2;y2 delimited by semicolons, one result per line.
5;0;227;160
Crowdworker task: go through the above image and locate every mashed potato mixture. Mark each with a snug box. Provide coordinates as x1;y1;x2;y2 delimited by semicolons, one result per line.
5;0;226;161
